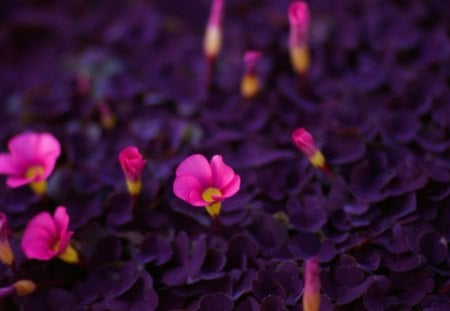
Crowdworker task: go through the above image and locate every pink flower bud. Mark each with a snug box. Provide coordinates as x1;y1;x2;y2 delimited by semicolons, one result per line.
118;146;146;196
292;128;328;171
0;132;61;196
21;206;79;264
119;147;146;182
303;257;320;311
173;154;240;217
292;128;318;157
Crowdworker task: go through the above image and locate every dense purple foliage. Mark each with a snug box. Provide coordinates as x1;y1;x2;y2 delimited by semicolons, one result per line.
0;0;449;310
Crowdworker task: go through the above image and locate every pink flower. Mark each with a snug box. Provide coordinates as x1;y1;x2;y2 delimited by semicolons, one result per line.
0;132;61;195
303;257;320;311
173;154;240;217
288;1;310;74
118;146;147;196
292;128;328;172
21;206;79;263
0;213;14;266
204;0;225;60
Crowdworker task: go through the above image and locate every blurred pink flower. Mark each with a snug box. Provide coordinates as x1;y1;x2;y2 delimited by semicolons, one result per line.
21;206;78;263
173;154;240;217
303;257;320;311
204;0;225;60
0;132;61;195
288;1;310;74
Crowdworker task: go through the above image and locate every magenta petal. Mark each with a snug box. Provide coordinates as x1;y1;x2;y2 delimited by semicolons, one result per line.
210;155;236;189
53;206;69;241
0;154;22;175
57;231;73;254
21;238;56;260
173;174;203;203
175;154;212;187
21;212;58;260
8;133;38;162
221;175;241;198
6;176;32;188
188;190;208;206
35;133;61;179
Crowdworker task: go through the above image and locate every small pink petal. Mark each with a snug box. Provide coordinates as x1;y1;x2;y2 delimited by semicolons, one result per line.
210;155;236;189
53;207;69;242
6;176;33;188
57;231;73;254
34;134;61;179
188;190;209;207
176;154;212;187
173;174;204;204
8;133;38;162
221;175;241;198
0;154;21;175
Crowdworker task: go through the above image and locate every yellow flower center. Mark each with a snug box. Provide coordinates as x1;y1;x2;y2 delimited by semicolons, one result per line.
202;187;222;203
25;165;45;179
202;187;222;218
25;166;46;196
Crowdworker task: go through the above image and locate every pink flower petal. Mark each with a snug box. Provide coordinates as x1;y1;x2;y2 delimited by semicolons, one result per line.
6;176;33;188
21;212;58;260
53;206;69;242
0;154;22;175
173;175;205;206
221;175;241;198
188;189;209;206
8;133;38;163
21;238;56;260
57;231;73;254
34;133;61;179
210;155;237;189
175;154;212;187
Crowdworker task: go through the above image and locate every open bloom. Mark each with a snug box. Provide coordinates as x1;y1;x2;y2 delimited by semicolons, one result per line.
288;1;310;75
292;128;328;172
21;206;79;264
303;257;320;311
204;0;225;61
241;51;263;99
0;213;14;266
118;146;147;196
173;154;240;217
0;132;61;196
